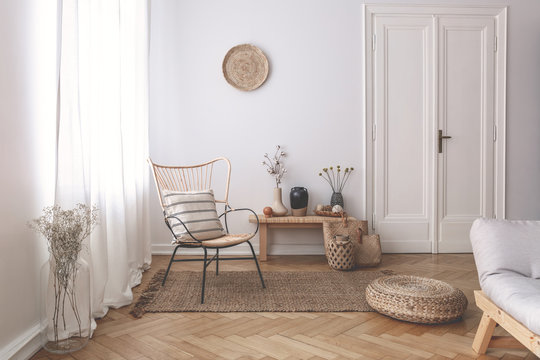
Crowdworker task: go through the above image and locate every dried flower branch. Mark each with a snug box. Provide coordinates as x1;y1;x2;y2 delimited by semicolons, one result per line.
262;145;287;188
29;204;98;344
319;165;354;192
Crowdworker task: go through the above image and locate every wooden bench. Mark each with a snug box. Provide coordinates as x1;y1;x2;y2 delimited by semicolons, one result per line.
248;215;356;261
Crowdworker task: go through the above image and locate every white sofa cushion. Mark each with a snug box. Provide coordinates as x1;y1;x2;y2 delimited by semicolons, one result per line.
470;218;540;335
482;272;540;335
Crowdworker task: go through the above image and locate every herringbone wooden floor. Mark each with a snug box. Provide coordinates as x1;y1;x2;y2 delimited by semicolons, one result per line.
32;254;538;360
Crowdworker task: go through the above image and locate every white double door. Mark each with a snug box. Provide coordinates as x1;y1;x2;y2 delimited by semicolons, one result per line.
366;7;506;253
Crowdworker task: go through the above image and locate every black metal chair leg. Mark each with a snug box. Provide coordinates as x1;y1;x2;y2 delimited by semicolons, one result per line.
216;248;219;275
201;248;208;304
162;245;181;286
247;241;265;288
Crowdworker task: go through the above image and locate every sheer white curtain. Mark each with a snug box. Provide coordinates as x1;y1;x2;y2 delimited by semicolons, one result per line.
55;0;151;322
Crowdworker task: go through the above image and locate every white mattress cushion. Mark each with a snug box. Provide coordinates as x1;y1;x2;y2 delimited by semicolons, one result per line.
470;218;540;334
482;273;540;335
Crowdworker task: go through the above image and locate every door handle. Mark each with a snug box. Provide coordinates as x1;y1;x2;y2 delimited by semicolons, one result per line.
438;130;452;153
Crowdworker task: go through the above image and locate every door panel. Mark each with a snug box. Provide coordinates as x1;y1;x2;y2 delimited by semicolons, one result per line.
437;17;495;253
369;9;503;254
373;16;434;253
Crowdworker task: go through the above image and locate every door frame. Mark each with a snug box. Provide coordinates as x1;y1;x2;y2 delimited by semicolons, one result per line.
364;4;507;253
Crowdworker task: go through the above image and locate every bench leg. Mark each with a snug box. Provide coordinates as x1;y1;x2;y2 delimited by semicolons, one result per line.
259;223;267;261
472;312;497;354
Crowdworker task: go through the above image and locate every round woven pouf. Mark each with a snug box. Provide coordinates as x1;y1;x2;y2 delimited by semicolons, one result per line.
366;275;468;324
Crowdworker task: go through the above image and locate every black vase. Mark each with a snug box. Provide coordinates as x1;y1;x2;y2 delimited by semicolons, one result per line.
330;191;344;208
290;187;308;216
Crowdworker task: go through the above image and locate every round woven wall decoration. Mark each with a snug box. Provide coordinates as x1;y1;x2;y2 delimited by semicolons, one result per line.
222;44;269;91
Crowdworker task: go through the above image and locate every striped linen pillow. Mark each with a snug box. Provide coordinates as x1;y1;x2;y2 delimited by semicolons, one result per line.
162;189;226;243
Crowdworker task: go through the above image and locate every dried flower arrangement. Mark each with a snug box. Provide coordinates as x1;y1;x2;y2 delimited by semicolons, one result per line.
262;145;287;188
319;165;354;193
29;204;98;345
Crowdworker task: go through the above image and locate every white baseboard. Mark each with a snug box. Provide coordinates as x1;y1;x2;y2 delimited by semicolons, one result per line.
151;244;257;255
1;323;43;360
152;243;326;256
268;244;325;255
380;241;432;253
153;243;445;256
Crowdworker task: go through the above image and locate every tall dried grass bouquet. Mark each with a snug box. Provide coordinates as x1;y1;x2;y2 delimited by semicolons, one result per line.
262;145;287;188
319;165;354;193
29;204;98;343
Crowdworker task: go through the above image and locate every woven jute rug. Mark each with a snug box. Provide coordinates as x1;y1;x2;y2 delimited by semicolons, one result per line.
131;269;394;318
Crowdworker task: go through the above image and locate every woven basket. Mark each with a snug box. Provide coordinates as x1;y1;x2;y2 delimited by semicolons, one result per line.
365;275;468;324
222;44;269;91
356;234;382;267
314;210;346;217
326;236;355;270
323;219;368;251
323;219;381;267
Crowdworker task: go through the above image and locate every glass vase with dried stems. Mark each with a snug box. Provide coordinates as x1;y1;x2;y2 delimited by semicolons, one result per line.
29;204;98;354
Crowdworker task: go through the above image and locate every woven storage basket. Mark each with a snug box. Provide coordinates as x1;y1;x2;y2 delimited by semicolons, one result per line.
326;236;355;270
356;234;382;267
365;275;468;324
323;219;381;267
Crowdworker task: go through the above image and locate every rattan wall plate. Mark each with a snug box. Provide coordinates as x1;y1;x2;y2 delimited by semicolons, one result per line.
222;44;269;91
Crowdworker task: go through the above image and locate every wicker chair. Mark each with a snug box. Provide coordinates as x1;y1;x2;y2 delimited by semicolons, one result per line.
148;157;265;303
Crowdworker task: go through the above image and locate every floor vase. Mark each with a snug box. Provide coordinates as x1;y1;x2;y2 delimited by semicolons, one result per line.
41;256;91;354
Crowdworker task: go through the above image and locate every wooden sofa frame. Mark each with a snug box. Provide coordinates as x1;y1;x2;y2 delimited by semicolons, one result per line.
473;290;540;356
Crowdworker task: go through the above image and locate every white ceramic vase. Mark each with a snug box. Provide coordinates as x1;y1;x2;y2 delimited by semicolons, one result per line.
272;188;288;216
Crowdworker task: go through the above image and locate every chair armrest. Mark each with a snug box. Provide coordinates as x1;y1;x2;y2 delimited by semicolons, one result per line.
218;206;259;235
164;213;202;243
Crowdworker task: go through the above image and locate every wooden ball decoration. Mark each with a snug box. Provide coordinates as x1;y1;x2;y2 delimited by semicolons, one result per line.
332;205;343;213
263;207;273;218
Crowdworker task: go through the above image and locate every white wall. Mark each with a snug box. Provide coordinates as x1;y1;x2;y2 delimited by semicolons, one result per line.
149;0;365;255
0;1;56;358
149;0;540;255
503;1;540;219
